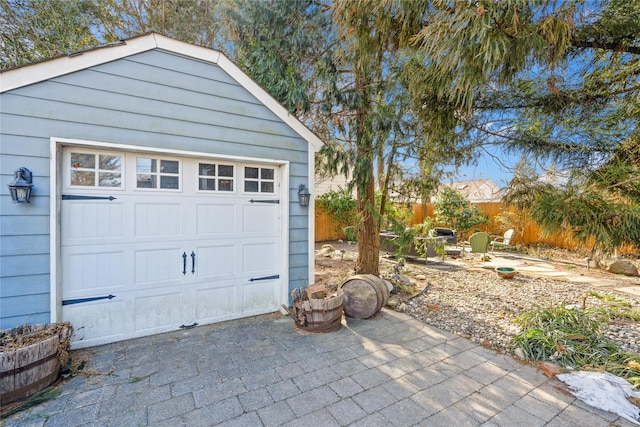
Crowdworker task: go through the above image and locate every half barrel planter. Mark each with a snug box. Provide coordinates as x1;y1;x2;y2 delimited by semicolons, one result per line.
1;335;62;405
290;288;345;333
339;274;392;319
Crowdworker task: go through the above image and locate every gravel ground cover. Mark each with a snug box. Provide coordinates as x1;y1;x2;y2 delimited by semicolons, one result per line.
391;266;640;355
314;241;640;357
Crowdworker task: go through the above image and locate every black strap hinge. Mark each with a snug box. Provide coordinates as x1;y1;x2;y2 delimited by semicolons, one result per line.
62;195;116;201
249;199;279;204
249;274;280;282
62;294;116;305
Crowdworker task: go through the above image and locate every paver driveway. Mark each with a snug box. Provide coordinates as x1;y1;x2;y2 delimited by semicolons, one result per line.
3;309;635;426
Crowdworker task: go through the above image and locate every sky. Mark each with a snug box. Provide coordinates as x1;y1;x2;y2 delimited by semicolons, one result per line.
443;144;524;189
448;151;519;189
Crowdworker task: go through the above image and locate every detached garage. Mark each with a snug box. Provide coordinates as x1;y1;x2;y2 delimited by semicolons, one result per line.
0;33;321;348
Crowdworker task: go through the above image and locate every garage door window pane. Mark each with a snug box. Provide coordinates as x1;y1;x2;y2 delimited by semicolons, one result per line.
244;181;259;192
261;169;274;180
161;176;179;189
99;172;121;187
137;174;156;188
199;178;216;190
219;179;233;191
71;153;94;169
219;165;233;177
99;155;121;170
137;158;156;173
161;160;179;174
199;163;234;192
245;167;258;179
71;171;95;186
199;164;215;176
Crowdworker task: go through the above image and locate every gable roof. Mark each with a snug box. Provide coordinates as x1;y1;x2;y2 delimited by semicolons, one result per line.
0;33;322;152
439;179;503;202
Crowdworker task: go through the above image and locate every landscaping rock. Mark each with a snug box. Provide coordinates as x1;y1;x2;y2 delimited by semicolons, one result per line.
320;244;336;257
605;258;639;277
513;347;526;359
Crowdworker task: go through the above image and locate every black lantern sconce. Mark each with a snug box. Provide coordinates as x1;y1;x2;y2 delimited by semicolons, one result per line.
298;184;311;207
8;167;33;203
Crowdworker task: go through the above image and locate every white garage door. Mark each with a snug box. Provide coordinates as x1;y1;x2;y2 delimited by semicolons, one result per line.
60;148;284;348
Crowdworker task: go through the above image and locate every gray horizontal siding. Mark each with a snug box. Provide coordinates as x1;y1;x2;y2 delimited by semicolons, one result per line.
0;135;51;157
1;274;50;297
289;215;309;230
0;47;313;329
0;274;50;328
1;153;51;179
1;196;49;215
127;50;239;86
289;240;309;255
2;114;310;165
1;254;50;277
1;293;50;325
1;215;50;236
0;235;49;256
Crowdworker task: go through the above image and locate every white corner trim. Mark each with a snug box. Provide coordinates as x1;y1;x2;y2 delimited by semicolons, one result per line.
215;54;323;152
153;34;221;64
1;36;155;92
49;138;60;323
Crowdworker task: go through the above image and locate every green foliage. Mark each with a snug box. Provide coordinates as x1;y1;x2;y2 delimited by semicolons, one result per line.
109;0;222;47
589;291;640;322
408;1;640;257
316;188;358;241
492;211;518;235
222;0;329;115
377;192;413;230
0;0;117;69
434;187;488;239
386;216;438;261
387;221;415;261
528;181;640;257
513;304;640;387
505;151;640;257
411;218;445;259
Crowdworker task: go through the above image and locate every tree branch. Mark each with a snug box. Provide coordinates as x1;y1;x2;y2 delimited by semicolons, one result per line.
571;40;640;55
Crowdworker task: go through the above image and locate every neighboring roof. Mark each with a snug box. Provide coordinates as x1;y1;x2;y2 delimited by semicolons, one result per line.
438;179;503;202
0;32;323;152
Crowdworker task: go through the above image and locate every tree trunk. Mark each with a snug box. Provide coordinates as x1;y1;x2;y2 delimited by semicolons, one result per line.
355;160;380;275
351;17;380;276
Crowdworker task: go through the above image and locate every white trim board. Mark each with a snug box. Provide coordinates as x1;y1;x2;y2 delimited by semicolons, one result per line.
2;33;323;153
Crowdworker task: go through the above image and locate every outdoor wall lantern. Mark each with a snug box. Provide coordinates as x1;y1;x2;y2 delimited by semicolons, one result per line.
298;184;311;207
8;167;33;203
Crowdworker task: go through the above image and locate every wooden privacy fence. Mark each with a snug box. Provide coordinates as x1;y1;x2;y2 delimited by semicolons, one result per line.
315;202;587;250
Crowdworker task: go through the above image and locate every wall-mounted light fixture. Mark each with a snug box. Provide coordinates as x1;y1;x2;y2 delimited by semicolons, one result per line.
298;184;311;207
8;167;33;203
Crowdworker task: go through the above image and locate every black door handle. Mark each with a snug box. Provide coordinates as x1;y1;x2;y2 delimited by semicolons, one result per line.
182;252;187;275
191;251;195;274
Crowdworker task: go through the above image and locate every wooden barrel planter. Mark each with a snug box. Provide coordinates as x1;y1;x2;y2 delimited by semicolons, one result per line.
1;323;71;405
286;286;344;333
339;274;392;319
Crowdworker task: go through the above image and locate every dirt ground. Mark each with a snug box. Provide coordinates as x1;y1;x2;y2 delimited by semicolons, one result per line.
313;240;640;293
